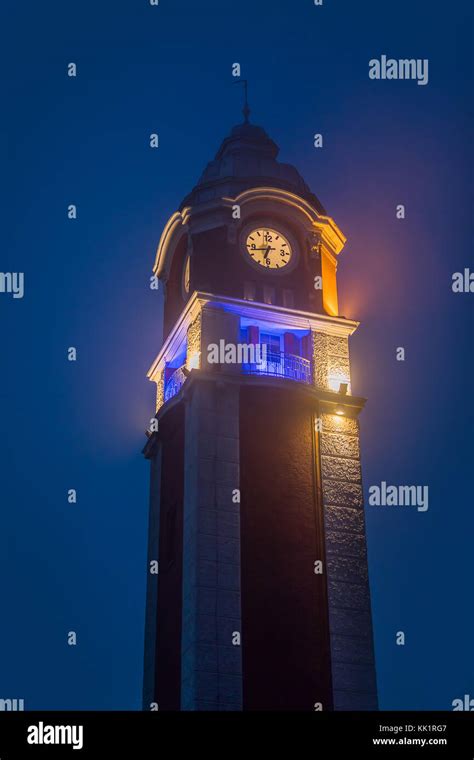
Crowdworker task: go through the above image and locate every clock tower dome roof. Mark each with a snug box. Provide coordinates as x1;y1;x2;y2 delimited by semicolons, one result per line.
179;121;326;215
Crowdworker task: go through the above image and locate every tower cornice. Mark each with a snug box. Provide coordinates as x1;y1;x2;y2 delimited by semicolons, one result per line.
153;187;346;280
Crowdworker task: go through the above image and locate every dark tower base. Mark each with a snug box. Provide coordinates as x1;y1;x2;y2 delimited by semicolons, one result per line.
240;385;333;710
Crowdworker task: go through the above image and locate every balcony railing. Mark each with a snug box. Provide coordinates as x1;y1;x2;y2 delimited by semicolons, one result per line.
163;352;311;405
164;365;187;402
242;351;311;385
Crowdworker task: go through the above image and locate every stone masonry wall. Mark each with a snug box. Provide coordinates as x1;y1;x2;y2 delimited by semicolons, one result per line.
181;379;242;710
320;412;378;710
186;312;202;370
155;370;165;413
312;332;351;393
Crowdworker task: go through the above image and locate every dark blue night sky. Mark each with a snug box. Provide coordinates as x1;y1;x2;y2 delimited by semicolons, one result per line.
2;0;473;709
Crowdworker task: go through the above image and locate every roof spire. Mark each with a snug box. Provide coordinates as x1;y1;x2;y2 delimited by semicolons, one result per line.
234;79;250;123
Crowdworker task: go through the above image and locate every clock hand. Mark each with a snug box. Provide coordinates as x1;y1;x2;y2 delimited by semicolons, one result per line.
263;246;276;258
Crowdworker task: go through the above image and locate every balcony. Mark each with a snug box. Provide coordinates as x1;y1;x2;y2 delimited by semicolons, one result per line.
242;351;311;385
149;294;358;416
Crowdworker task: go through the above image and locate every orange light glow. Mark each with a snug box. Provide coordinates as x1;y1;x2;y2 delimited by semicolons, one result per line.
321;250;339;316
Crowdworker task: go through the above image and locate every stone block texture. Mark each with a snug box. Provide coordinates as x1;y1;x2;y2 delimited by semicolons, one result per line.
181;379;242;710
312;331;351;393
320;412;378;710
155;370;164;413
186;312;202;370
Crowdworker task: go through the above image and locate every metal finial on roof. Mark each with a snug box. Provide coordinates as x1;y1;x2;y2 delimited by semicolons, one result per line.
234;79;250;123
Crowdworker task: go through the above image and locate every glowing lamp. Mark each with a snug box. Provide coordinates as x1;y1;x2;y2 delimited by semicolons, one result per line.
328;373;350;393
186;351;201;370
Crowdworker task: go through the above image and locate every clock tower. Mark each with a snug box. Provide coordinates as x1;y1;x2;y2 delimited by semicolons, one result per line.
142;115;378;711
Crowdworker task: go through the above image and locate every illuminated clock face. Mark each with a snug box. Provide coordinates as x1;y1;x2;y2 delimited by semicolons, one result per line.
245;228;293;270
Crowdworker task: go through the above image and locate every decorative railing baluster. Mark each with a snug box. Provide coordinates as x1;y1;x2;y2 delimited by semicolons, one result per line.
242;351;311;385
